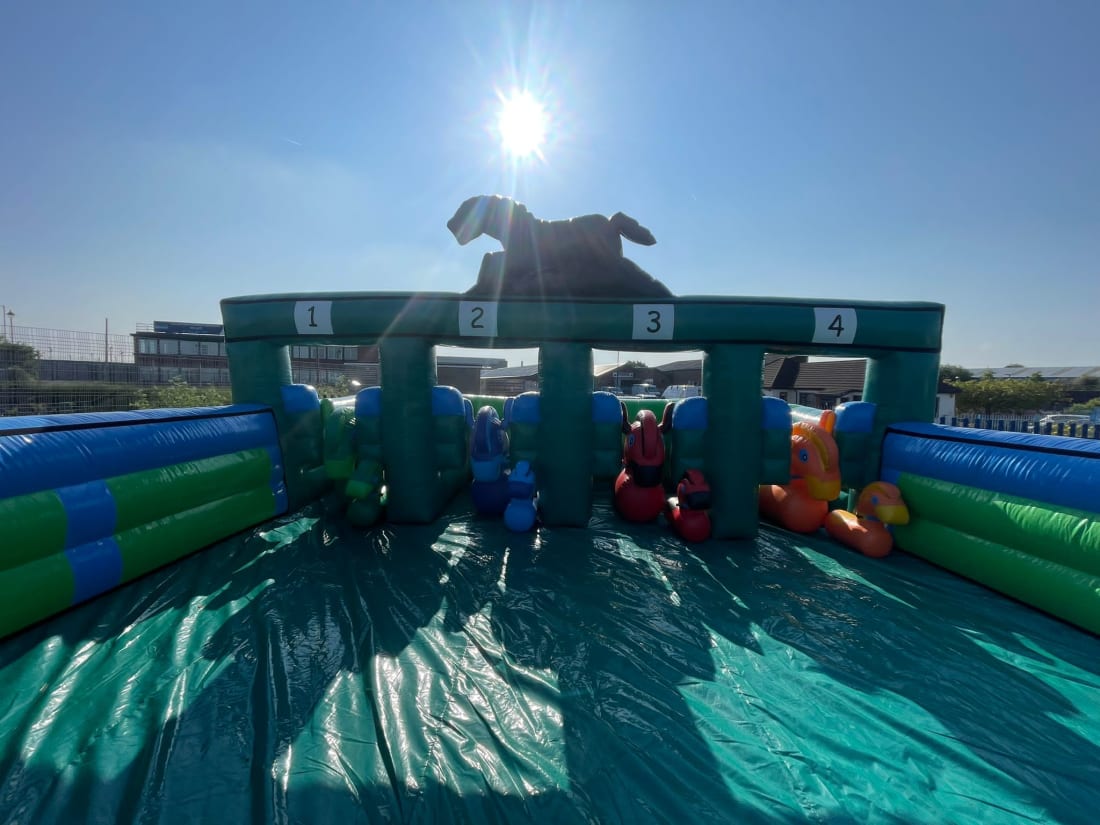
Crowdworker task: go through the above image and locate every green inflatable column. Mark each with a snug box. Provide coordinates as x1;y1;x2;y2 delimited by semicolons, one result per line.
538;342;593;527
863;350;940;477
704;345;765;539
226;340;326;510
380;337;439;523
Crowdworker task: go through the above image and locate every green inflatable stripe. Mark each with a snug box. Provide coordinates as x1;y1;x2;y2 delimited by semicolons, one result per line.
116;486;277;581
895;518;1100;636
898;473;1100;577
108;449;274;534
0;490;68;570
0;553;75;639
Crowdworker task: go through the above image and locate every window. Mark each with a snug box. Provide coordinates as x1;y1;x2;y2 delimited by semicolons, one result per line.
179;340;199;356
138;338;158;355
779;391;788;401
158;340;179;355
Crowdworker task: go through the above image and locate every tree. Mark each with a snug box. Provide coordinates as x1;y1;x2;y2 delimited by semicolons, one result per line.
620;359;649;370
134;376;232;409
956;375;1066;417
939;363;973;383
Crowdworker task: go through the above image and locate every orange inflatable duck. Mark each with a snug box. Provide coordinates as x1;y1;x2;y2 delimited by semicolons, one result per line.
759;414;841;533
825;481;910;558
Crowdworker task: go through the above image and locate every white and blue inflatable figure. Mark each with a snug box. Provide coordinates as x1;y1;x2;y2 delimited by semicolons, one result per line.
504;460;538;532
470;406;511;515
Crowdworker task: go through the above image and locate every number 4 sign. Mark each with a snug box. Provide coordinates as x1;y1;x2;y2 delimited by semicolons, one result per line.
812;307;857;345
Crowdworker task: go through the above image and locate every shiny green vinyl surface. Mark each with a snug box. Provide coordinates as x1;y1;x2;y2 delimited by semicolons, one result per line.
1;495;1098;824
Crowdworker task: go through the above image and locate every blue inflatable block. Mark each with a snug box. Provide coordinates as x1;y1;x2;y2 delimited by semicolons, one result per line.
592;392;622;424
0;407;281;500
463;398;474;429
761;396;790;431
509;460;537;498
282;384;320;415
65;537;123;605
432;385;465;417
57;480;117;548
0;405;268;435
510;393;541;425
882;422;1100;513
355;387;382;418
502;396;515;427
672;397;708;431
835;401;876;434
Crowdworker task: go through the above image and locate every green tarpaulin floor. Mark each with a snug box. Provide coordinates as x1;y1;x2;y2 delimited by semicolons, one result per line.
2;494;1099;824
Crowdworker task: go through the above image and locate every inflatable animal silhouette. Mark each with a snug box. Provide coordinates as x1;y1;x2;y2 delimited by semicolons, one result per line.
448;195;672;299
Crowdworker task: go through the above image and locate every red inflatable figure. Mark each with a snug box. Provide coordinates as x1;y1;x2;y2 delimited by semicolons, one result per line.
666;469;712;542
614;404;672;522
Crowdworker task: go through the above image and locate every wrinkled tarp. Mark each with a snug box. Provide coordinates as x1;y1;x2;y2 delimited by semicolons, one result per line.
2;494;1099;824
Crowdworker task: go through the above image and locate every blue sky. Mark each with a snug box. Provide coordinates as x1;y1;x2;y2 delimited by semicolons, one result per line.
2;1;1098;368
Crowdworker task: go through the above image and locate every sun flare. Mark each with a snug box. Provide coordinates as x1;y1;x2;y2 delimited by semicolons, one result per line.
497;91;547;158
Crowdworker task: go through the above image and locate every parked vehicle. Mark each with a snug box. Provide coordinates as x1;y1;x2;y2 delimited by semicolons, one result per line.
1038;414;1090;427
662;385;701;400
630;382;660;398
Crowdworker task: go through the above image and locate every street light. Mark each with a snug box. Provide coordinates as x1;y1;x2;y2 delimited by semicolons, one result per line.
5;309;13;341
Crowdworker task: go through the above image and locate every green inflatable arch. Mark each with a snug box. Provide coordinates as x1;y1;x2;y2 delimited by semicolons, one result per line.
221;292;945;539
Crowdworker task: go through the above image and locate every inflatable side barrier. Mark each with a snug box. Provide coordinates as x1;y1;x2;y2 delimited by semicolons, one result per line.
883;423;1100;634
0;406;288;637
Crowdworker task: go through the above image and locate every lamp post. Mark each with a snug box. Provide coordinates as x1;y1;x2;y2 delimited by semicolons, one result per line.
5;309;13;341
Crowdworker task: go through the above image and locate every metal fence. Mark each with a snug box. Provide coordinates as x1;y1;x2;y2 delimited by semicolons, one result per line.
939;416;1098;439
1;324;371;416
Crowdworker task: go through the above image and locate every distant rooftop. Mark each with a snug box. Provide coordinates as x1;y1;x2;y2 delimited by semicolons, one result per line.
964;366;1100;380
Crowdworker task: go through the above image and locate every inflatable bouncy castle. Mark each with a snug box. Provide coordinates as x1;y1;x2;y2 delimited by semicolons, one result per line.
2;288;1099;822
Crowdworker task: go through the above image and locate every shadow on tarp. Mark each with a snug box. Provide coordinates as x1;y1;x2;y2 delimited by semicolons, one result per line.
3;493;1100;823
698;525;1100;825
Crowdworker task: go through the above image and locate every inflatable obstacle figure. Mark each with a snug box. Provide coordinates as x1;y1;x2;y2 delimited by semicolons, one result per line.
666;469;713;542
614;404;673;523
504;460;538;532
825;481;909;558
470;405;511;516
758;412;841;533
345;458;385;527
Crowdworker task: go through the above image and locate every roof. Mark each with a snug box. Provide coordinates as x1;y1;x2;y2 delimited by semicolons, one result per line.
965;366;1100;380
481;364;539;379
787;359;866;395
438;355;508;368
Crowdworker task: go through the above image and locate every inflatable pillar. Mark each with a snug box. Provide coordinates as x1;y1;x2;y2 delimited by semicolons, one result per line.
538;342;593;526
380;337;439;522
703;344;765;539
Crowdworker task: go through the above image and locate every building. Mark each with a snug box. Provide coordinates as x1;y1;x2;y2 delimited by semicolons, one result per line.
132;322;504;395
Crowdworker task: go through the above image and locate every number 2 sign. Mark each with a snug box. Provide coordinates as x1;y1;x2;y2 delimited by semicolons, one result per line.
812;307;857;345
458;301;499;337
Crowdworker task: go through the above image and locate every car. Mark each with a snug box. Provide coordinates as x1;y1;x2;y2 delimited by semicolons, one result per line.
662;385;702;400
1038;414;1089;427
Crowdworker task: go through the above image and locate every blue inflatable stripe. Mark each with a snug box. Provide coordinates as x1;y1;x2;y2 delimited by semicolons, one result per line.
355;387;382;418
66;537;123;605
761;396;790;431
282;384;320;415
0;404;269;435
510;393;541;424
57;480;117;548
265;446;290;515
432;386;465;417
463;398;474;428
0;407;281;499
882;423;1100;513
835;401;876;434
592;392;622;424
672;397;707;431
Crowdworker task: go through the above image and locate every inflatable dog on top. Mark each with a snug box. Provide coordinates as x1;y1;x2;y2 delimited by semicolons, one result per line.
447;195;673;299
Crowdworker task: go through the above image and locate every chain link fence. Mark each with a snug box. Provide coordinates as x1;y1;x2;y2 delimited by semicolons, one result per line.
1;325;371;416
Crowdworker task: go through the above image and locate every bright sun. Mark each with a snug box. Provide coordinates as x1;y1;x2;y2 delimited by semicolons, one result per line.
497;91;547;158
